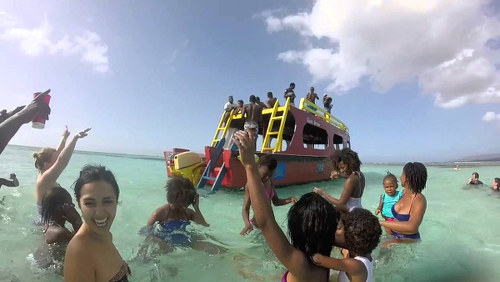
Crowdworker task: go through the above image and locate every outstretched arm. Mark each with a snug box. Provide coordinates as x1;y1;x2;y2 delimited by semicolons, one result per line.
0;90;51;154
56;126;70;155
271;192;297;206
312;254;364;274
234;130;309;275
191;194;209;227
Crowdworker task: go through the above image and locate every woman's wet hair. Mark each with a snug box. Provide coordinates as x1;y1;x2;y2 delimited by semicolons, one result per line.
287;192;338;263
73;165;119;202
258;154;277;171
343;208;382;255
166;176;196;206
33;147;56;171
472;172;479;179
403;162;427;193
338;148;361;172
494;178;500;186
383;171;398;187
41;187;71;225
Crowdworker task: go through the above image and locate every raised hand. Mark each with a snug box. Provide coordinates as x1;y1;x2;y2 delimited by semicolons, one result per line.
62;126;70;139
313;187;325;196
75;128;91;139
233;130;257;166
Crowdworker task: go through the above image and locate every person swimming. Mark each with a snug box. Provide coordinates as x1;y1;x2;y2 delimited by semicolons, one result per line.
234;130;338;282
33;127;90;224
314;148;365;212
240;154;297;235
380;162;428;242
64;165;130;282
41;187;81;244
146;176;209;247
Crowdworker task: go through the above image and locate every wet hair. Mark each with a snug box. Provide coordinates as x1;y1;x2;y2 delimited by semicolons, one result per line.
402;162;427;193
288;192;338;263
338;148;362;172
267;92;273;97
33;147;57;171
249;95;256;103
166;176;196;206
472;172;479;179
343;209;382;255
258;154;277;171
494;178;500;187
73;165;120;202
41;187;72;225
383;171;398;188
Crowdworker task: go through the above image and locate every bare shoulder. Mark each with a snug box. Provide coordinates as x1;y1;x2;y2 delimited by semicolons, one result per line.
152;204;170;219
185;208;195;219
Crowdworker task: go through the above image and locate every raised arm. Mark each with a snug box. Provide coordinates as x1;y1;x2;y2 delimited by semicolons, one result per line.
39;128;90;187
271;192;297;207
56;126;70;155
380;195;427;234
234;131;308;274
0;90;51;154
190;194;209;227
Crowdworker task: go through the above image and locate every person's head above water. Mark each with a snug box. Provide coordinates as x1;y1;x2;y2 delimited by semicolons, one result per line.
342;208;382;255
472;172;480;180
258;154;277;183
338;148;362;174
288;192;338;263
492;178;500;191
41;186;74;225
166;176;197;208
33;147;57;172
383;171;399;196
401;162;427;193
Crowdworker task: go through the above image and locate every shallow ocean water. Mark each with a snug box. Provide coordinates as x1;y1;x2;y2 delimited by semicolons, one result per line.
0;145;499;281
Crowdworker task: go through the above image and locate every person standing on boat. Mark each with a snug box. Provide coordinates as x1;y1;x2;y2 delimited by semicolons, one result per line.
243;95;262;138
284;82;296;105
323;94;333;114
306;87;319;104
313;148;365;212
256;96;268;109
266;92;278;108
223;96;236;126
234;100;244;115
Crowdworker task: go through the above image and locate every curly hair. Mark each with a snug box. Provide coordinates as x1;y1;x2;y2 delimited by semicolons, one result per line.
73;165;120;202
343;209;382;255
259;154;277;171
403;162;427;193
166;176;196;206
288;192;338;263
383;171;398;187
338;148;362;172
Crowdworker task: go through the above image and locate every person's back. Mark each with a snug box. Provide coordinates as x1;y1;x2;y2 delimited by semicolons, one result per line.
266;92;278;108
243;95;263;133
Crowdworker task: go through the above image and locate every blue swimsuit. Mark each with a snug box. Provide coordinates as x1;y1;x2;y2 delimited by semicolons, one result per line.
391;196;421;240
153;205;191;247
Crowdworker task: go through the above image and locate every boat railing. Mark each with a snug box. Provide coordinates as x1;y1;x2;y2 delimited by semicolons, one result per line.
298;98;349;133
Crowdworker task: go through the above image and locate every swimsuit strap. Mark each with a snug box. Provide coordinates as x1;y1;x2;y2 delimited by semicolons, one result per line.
407;194;417;214
164;204;172;221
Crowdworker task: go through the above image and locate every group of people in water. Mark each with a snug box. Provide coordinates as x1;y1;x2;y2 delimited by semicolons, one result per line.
465;171;499;191
0;90;431;282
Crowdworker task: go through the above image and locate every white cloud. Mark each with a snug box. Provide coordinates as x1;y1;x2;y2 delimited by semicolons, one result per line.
0;14;109;73
483;111;500;122
262;0;500;108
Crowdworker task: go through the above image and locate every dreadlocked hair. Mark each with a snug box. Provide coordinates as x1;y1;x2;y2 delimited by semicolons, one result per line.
403;162;427;193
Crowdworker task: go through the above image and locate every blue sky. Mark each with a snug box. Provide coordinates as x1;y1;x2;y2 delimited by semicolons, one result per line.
1;0;500;163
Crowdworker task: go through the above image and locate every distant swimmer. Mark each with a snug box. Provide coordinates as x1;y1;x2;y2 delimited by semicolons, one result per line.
467;172;483;185
453;165;461;171
0;173;19;189
492;178;499;191
243;95;262;137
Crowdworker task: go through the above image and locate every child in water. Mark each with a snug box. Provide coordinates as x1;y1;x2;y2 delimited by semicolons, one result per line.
240;154;297;235
374;172;403;235
312;208;382;282
147;177;209;247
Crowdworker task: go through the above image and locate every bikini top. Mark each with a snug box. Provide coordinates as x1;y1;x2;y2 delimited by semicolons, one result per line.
158;204;190;231
391;194;416;222
109;262;131;282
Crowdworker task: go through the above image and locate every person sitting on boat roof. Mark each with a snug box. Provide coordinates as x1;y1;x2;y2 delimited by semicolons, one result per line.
223;95;237;125
240;155;298;235
323;94;333;114
313;148;365;212
234;100;244;115
284;82;296;105
467;172;483;185
256;96;268;109
306;87;319;104
266;91;278;108
243;95;263;136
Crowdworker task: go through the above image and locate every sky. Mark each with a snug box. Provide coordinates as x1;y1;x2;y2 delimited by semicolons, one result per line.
1;0;500;163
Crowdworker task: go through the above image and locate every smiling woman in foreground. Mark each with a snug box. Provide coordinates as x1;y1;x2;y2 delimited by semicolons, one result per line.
64;165;130;282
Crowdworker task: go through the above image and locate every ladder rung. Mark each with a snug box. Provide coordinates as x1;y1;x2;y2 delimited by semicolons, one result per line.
271;117;282;121
202;176;216;181
267;131;280;135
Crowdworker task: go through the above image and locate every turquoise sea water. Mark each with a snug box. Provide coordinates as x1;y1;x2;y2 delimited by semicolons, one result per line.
0;145;499;281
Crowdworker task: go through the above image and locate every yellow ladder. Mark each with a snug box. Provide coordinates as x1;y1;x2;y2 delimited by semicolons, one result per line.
211;109;234;147
261;98;291;152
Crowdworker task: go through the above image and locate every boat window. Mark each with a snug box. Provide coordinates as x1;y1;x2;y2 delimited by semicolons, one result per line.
303;124;328;149
333;134;344;150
